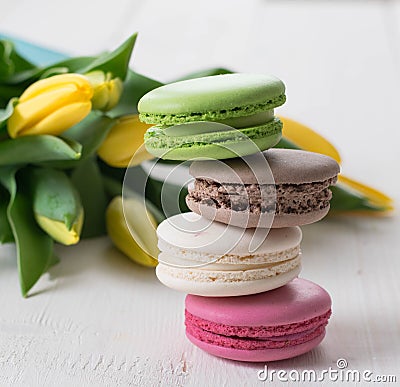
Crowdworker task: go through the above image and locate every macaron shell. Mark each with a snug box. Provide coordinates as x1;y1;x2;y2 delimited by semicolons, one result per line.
271;207;331;228
186;330;326;362
185;278;332;326
189;148;341;184
157;212;302;256
138;73;286;124
144;122;282;161
155;264;301;297
186;198;330;228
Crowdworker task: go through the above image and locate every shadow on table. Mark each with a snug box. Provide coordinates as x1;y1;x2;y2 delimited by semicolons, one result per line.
47;237;158;291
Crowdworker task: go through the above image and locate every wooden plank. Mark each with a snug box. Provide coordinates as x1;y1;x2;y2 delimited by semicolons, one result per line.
0;0;399;385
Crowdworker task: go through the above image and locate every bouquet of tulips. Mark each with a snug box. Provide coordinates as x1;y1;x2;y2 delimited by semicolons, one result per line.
0;34;393;297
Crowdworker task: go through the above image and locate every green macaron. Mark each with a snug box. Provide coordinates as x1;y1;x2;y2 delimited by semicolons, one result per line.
138;74;286;160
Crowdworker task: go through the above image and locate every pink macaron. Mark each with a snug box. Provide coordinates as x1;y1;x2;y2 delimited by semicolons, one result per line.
185;278;332;362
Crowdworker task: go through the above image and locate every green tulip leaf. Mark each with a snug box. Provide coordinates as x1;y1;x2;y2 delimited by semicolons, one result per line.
98;158;126;184
39;66;69;79
0;97;18;128
0;40;36;81
0;85;24;108
77;33;137;81
4;56;94;85
45;254;60;271
0;185;13;243
174;67;233;82
145;176;188;218
109;67;231;117
64;113;114;160
0;166;53;297
0;135;82;166
330;185;384;212
275;137;301;150
110;70;163;117
102;175;123;198
41;112;115;169
70;157;107;238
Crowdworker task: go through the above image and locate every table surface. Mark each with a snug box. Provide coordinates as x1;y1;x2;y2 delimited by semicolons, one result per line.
1;0;400;386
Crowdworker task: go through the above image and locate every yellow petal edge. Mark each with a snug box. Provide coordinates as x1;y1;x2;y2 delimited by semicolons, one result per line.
280;116;394;213
106;196;158;267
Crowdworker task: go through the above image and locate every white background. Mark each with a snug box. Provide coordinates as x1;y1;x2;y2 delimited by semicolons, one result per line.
0;0;399;386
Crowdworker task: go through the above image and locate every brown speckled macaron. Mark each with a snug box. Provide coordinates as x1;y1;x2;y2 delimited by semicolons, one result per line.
186;149;340;228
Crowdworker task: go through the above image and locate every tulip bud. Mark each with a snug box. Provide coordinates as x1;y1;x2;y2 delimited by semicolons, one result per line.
97;114;154;167
106;196;158;267
36;209;84;245
7;74;93;139
85;71;123;111
30;168;84;245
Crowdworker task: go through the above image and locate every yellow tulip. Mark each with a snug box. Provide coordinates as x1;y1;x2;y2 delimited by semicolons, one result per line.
7;74;93;138
98;114;154;167
280;116;394;213
35;208;84;245
106;196;158;267
280;116;341;163
85;71;123;111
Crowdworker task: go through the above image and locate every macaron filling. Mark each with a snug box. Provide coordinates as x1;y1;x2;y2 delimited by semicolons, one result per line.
157;254;301;282
185;309;331;339
185;309;331;350
158;240;300;265
139;96;285;126
187;176;337;215
161;110;275;137
144;118;282;149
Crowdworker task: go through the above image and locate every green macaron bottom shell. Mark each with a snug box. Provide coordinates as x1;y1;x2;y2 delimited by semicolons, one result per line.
144;118;282;160
139;95;286;126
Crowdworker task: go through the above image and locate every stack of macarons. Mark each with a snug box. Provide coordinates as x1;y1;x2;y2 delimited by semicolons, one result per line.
138;73;340;362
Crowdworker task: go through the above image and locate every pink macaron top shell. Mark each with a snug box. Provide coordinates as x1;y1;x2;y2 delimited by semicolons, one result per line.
185;278;331;326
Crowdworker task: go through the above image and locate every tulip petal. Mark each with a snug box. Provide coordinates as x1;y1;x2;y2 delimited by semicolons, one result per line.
338;175;394;209
7;73;93;138
19;73;93;102
35;209;83;245
9;85;81;136
27;101;92;136
98;114;154;167
279;116;341;163
106;195;158;267
105;78;123;111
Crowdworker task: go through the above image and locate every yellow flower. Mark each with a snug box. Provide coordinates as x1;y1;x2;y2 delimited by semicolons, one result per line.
106;196;158;267
280;116;394;213
98;114;154;167
7;74;93;138
85;70;123;111
35;208;84;246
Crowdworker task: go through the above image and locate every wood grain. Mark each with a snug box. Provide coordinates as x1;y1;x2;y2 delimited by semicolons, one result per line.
0;0;399;385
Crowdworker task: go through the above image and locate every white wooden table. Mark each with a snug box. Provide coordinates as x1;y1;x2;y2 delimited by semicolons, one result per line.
1;0;399;385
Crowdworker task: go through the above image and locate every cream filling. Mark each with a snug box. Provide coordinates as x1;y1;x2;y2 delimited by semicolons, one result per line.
157;255;301;282
158;240;300;266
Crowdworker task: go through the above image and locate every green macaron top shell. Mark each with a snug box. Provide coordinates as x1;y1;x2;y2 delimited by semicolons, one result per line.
138;74;285;125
